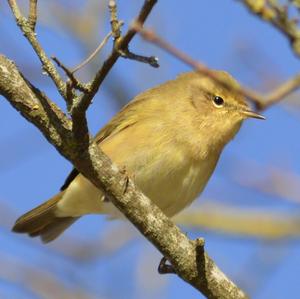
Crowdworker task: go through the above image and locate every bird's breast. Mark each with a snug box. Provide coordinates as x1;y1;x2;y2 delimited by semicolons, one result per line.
130;144;219;217
57;129;220;219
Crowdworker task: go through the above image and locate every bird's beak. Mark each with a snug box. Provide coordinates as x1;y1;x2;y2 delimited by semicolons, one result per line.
242;109;265;120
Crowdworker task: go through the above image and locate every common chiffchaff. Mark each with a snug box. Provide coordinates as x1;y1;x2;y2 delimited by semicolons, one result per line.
13;71;264;243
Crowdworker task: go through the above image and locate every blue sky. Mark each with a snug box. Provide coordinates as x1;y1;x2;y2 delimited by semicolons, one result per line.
1;1;300;298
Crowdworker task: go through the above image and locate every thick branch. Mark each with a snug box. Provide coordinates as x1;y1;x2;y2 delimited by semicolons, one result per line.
0;55;71;149
0;54;248;299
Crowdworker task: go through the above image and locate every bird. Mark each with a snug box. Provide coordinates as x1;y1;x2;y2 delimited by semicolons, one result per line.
12;70;264;243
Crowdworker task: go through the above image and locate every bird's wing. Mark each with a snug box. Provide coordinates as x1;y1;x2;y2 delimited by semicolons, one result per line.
60;95;148;191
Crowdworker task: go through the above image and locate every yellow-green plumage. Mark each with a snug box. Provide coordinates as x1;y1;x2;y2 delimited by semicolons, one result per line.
12;71;263;243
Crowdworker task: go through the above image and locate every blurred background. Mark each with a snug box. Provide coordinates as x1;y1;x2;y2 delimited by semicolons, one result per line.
1;0;300;298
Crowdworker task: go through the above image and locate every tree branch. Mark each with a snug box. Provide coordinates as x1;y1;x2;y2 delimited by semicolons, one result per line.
51;56;89;93
78;0;158;112
28;0;37;31
7;0;68;100
0;53;248;299
0;55;71;149
132;23;300;111
1;1;250;297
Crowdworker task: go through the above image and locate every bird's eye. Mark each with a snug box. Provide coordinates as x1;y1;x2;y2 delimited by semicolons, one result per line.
213;96;224;107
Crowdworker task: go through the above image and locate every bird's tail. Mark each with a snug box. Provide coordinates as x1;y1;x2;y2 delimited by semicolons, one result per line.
12;192;78;243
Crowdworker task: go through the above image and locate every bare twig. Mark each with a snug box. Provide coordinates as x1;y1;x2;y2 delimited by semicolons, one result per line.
108;0;122;40
52;56;89;93
132;23;300;110
109;0;158;67
72;31;113;73
7;0;67;100
28;0;37;31
118;47;159;67
258;73;300;109
78;0;158;113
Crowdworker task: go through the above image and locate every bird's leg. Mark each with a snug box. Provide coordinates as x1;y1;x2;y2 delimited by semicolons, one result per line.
158;238;205;275
158;257;176;274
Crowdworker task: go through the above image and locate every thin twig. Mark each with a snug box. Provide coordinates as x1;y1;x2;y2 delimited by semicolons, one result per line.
76;0;158;115
108;0;122;40
72;31;113;73
52;56;89;93
259;73;300;109
108;0;158;68
28;0;37;31
7;0;67;100
132;23;300;111
118;47;159;67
